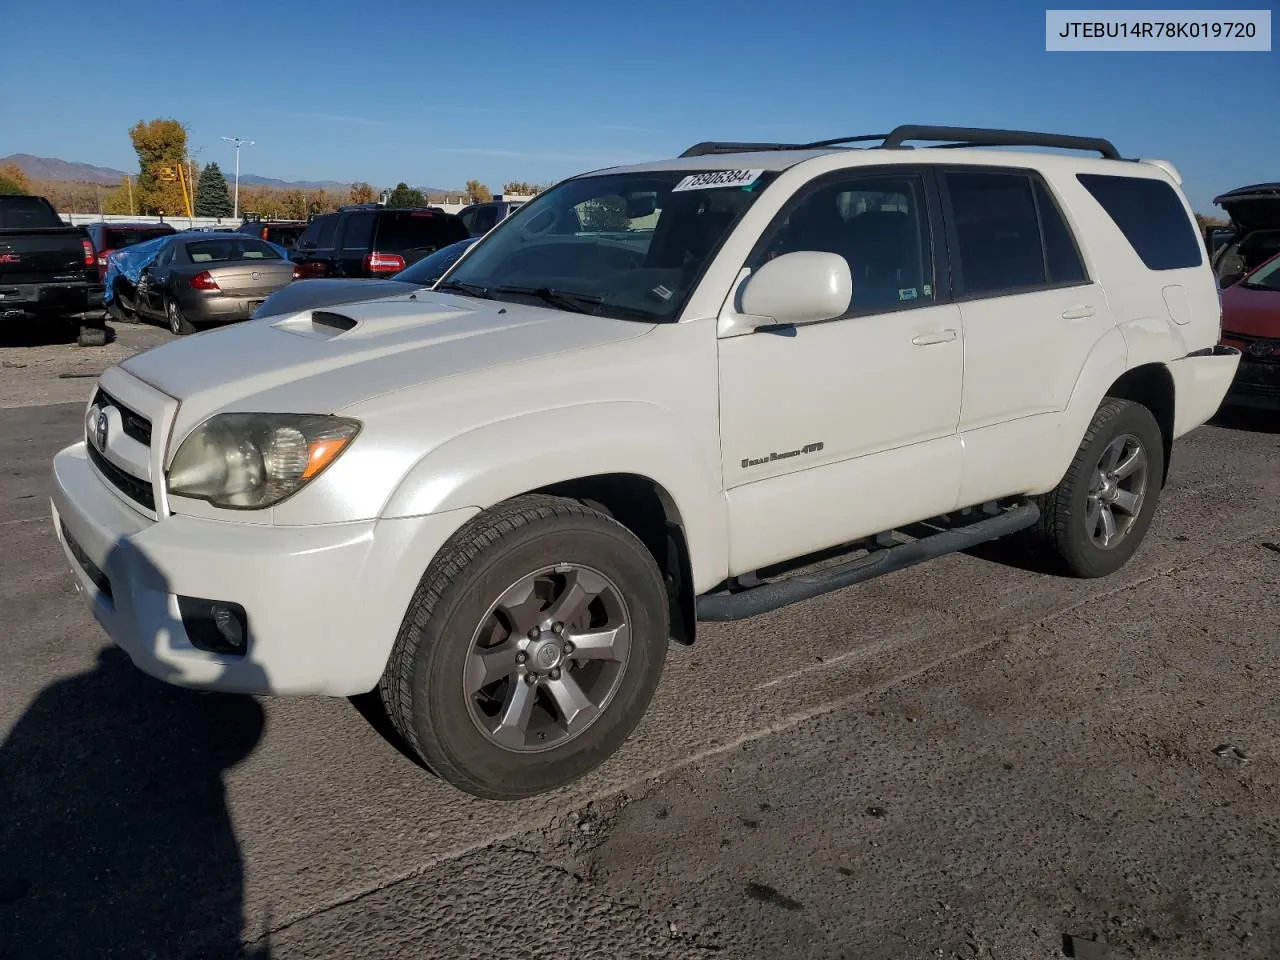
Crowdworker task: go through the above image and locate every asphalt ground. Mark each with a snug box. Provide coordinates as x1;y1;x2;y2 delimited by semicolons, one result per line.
0;322;1276;959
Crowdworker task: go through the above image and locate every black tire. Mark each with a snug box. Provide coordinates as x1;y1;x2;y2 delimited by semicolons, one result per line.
1021;397;1164;578
77;323;107;347
166;297;197;335
378;494;669;800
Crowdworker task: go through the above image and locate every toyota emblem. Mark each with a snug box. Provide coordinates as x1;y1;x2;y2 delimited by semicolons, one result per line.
93;411;108;452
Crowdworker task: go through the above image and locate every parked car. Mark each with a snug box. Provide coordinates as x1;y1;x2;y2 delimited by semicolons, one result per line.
0;194;105;346
1209;182;1280;287
291;205;470;279
110;232;299;334
1218;248;1280;409
51;124;1239;800
456;199;527;237
83;221;177;282
236;215;308;250
252;237;479;319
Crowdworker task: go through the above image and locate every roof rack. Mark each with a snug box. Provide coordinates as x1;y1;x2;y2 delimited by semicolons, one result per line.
679;125;1123;161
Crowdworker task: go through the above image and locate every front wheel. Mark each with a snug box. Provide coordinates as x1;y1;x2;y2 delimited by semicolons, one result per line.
1022;397;1165;578
378;494;669;799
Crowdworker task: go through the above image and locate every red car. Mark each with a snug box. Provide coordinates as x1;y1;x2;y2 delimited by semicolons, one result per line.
82;222;177;282
1218;249;1280;410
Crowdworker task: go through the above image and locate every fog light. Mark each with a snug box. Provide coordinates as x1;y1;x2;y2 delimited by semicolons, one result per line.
177;596;249;656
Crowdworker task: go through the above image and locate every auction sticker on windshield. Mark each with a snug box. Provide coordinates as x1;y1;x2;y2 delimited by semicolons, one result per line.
672;169;764;192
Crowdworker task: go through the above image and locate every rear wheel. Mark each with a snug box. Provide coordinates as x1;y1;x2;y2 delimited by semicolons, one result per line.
1022;397;1164;578
378;494;669;800
166;297;197;336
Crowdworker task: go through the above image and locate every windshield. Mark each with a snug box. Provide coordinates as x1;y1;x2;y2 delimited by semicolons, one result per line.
394;238;478;285
437;168;778;322
185;238;282;262
1243;253;1280;291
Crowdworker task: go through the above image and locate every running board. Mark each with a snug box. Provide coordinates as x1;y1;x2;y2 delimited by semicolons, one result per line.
695;502;1040;622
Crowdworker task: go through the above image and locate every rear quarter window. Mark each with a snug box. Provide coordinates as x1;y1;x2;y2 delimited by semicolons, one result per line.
1076;173;1203;271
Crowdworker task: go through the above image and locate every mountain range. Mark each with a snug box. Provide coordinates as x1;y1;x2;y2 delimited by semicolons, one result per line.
1;154;453;194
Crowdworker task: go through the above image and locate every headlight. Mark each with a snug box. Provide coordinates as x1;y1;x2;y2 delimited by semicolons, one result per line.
167;413;361;509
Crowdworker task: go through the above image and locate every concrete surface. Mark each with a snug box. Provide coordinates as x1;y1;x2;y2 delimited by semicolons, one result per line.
0;336;1276;959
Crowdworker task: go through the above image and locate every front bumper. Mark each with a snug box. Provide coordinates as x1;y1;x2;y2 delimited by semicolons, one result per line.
1223;358;1280;410
51;441;477;696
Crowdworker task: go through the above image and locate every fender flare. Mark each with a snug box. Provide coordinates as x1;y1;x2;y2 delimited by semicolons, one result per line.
379;400;730;592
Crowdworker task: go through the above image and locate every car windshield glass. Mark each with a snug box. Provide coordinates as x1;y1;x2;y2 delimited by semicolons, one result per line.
394;238;478;285
185;238;282;262
437;169;779;322
1243;254;1280;291
107;228;172;248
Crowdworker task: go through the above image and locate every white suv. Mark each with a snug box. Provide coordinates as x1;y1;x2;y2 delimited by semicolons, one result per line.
51;125;1241;799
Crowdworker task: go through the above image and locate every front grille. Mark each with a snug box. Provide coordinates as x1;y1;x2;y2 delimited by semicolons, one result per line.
87;442;156;510
1223;332;1280;363
93;388;153;446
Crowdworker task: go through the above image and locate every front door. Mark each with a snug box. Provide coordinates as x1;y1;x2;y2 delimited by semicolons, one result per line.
716;167;965;575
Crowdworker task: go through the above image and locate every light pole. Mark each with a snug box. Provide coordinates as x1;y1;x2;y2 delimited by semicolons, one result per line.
221;136;255;221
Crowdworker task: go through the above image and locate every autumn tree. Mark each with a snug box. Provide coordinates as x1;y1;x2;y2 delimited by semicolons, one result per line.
502;181;542;196
386;182;427;208
0;163;31;194
195;162;234;217
465;179;493;204
577;195;629;232
129;118;190;215
102;178;135;215
348;182;377;204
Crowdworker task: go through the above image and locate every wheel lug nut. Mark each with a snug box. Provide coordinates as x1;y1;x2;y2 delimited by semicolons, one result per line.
525;673;538;685
562;641;574;655
528;627;540;639
516;651;527;664
552;621;564;634
549;667;561;680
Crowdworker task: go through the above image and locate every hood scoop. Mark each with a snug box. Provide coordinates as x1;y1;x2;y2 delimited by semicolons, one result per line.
270;297;478;341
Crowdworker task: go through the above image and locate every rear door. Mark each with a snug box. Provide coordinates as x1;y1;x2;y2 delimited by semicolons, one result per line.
333;211;375;277
293;214;339;277
371;210;470;272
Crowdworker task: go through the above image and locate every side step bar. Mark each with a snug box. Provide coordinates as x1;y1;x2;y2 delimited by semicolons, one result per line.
694;502;1040;622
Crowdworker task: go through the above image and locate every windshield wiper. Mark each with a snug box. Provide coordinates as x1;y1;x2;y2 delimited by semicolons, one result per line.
434;279;491;299
492;285;604;315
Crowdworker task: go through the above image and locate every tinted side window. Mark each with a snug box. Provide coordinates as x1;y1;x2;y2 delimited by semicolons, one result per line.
339;213;375;251
1076;173;1202;270
945;170;1045;295
303;215;338;250
757;173;936;313
374;212;468;253
1034;180;1088;285
471;205;499;234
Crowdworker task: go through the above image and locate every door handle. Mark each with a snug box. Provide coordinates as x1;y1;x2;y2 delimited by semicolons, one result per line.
1061;305;1096;320
911;329;957;346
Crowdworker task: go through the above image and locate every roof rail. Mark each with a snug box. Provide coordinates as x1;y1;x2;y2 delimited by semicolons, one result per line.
678;125;1123;161
679;141;806;158
876;125;1122;160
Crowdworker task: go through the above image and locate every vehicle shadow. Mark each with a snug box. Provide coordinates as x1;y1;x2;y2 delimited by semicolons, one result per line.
0;316;118;348
0;538;271;959
1209;403;1279;434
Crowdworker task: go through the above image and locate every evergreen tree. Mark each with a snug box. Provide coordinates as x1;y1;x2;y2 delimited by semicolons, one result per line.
195;162;234;218
385;182;427;208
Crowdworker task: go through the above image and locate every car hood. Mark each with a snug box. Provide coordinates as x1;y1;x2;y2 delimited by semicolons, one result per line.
252;278;422;319
120;291;656;440
1213;182;1280;232
1221;281;1280;338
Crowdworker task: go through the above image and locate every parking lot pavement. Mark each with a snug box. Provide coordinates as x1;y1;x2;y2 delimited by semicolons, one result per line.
1;396;1276;959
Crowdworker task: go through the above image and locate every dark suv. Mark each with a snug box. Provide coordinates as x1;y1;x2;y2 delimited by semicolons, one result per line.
291;205;470;279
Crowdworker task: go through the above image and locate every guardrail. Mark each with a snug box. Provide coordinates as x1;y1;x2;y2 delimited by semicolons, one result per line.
60;205;470;228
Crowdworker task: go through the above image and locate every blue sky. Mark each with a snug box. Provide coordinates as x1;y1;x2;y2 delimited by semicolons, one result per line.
0;0;1274;212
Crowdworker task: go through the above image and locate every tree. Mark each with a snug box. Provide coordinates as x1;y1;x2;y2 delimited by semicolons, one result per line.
502;181;542;196
465;179;493;204
129;118;190;215
0;163;31;194
194;162;234;217
348;182;377;204
102;178;135;215
386;182;427;208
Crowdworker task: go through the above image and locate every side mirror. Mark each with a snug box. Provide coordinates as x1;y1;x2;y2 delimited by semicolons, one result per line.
736;251;852;330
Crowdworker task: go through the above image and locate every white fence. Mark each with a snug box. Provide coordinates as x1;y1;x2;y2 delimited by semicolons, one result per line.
60;204;470;230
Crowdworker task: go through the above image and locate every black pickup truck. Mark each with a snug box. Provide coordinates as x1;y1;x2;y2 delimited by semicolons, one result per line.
0;194;107;346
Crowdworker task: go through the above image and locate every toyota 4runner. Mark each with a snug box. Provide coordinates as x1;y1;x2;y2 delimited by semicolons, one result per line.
50;125;1241;799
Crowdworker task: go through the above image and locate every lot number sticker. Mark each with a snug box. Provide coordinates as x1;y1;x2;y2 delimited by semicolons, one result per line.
672;169;764;192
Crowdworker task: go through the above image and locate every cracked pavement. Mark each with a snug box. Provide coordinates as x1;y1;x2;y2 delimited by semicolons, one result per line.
0;340;1276;959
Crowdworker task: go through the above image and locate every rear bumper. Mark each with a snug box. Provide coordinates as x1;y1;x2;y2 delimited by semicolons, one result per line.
0;281;104;318
1168;346;1242;439
178;292;269;324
